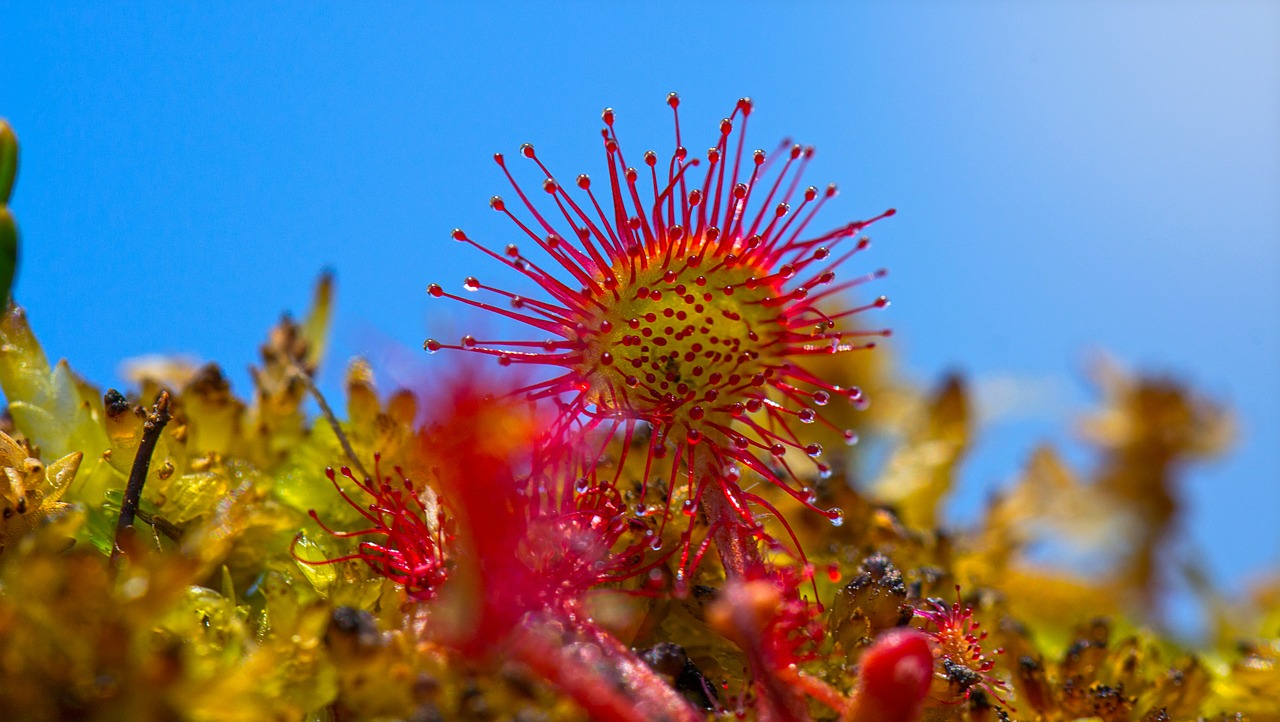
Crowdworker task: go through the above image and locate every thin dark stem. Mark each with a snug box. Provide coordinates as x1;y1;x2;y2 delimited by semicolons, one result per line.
112;390;171;563
134;508;182;542
290;362;369;480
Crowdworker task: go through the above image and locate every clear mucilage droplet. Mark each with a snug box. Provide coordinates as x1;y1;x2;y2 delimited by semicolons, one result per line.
827;507;845;527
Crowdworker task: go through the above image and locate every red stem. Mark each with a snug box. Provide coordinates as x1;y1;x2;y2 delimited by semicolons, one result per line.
507;609;704;722
693;446;764;580
697;452;822;722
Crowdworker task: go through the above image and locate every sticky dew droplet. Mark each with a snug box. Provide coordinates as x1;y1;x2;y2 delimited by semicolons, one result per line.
826;507;845;527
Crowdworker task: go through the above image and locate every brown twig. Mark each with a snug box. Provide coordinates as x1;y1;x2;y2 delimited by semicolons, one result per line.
111;390;172;563
134;508;183;542
289;362;369;480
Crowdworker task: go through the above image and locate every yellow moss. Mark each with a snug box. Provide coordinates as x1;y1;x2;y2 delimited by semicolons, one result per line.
0;272;1267;722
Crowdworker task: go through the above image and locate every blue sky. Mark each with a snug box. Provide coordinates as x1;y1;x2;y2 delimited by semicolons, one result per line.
2;3;1276;622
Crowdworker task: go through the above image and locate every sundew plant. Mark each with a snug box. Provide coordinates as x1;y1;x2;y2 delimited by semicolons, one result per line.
0;100;1276;722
